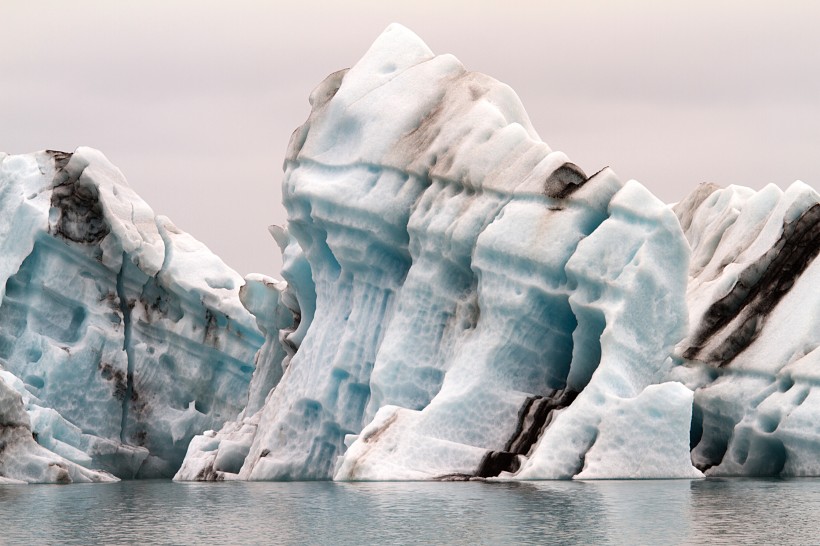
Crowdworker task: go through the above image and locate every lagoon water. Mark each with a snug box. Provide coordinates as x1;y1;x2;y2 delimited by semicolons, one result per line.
1;479;817;545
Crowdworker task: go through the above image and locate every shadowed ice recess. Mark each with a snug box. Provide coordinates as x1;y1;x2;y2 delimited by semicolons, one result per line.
1;24;818;484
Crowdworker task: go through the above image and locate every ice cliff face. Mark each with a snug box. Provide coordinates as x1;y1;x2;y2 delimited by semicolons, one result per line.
178;24;817;482
0;370;116;484
0;148;263;482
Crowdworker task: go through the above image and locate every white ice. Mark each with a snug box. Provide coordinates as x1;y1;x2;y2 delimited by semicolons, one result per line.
0;148;263;481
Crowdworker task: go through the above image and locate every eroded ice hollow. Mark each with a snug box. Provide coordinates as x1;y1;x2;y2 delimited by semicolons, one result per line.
178;23;818;483
0;148;264;482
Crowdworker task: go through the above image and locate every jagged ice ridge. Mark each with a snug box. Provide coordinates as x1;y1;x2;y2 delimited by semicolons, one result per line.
0;24;817;484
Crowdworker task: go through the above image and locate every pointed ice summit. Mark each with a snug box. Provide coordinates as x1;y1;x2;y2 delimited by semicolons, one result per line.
173;24;807;483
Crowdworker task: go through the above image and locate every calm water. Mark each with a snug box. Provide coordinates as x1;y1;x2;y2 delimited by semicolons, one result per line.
0;478;817;545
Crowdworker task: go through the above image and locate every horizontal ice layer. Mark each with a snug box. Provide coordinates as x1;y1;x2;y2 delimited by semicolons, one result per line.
1;369;148;477
0;148;264;480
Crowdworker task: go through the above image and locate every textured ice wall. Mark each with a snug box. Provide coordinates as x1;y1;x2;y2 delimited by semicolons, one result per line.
671;182;819;476
0;371;116;484
0;149;264;481
176;24;817;482
174;228;305;481
178;24;701;482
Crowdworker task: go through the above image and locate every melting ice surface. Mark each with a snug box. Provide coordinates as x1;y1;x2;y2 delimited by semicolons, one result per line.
1;24;818;485
0;148;263;482
177;24;818;482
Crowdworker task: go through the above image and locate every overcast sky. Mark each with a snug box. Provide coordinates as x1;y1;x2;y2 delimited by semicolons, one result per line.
3;1;818;276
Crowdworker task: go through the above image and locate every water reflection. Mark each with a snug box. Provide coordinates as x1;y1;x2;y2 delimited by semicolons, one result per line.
580;479;693;545
1;478;818;544
687;478;820;545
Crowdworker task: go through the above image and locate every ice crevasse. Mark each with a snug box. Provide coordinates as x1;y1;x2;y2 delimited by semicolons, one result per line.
177;24;818;482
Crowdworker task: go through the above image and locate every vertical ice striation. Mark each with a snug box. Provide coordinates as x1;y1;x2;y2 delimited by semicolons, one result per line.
516;181;698;479
0;148;263;481
171;24;818;482
174;24;704;482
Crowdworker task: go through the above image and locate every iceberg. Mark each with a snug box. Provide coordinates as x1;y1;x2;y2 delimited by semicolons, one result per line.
671;181;820;476
0;148;263;482
178;23;811;482
0;370;116;484
3;23;817;484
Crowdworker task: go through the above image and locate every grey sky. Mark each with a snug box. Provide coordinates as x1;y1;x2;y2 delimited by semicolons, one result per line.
3;1;818;277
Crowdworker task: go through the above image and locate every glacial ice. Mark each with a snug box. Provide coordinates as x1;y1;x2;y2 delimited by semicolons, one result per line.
0;370;116;484
174;23;811;483
0;148;263;482
3;23;818;484
173;238;303;481
672;181;820;476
